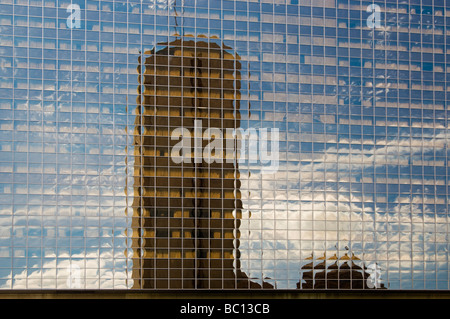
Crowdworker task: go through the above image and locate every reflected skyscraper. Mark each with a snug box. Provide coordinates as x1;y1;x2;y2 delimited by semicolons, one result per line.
131;37;265;289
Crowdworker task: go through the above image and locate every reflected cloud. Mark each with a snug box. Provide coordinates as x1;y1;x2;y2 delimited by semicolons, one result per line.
238;129;450;288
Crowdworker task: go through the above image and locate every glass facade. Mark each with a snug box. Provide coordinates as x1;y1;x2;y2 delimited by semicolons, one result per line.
0;0;449;290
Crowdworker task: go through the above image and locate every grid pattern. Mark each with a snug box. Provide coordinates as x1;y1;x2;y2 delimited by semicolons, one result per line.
0;0;448;290
131;39;256;289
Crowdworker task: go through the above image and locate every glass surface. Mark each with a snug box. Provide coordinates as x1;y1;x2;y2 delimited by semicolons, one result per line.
0;0;448;290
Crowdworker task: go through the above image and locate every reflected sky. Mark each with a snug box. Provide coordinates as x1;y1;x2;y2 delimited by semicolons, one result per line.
0;0;449;289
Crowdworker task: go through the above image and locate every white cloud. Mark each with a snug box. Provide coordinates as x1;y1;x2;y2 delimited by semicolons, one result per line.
238;129;450;288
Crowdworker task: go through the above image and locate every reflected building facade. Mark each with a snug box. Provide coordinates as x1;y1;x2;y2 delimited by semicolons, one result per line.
131;38;265;289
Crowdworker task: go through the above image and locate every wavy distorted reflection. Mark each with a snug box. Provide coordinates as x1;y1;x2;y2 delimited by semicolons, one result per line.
0;0;448;291
130;36;273;289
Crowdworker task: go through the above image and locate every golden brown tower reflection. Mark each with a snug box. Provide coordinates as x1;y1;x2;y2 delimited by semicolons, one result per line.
297;252;386;290
131;37;268;289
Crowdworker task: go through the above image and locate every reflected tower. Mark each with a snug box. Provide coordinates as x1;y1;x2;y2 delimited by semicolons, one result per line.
131;38;261;289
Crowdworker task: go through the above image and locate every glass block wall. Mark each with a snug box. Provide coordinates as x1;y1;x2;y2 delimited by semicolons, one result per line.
0;0;449;290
